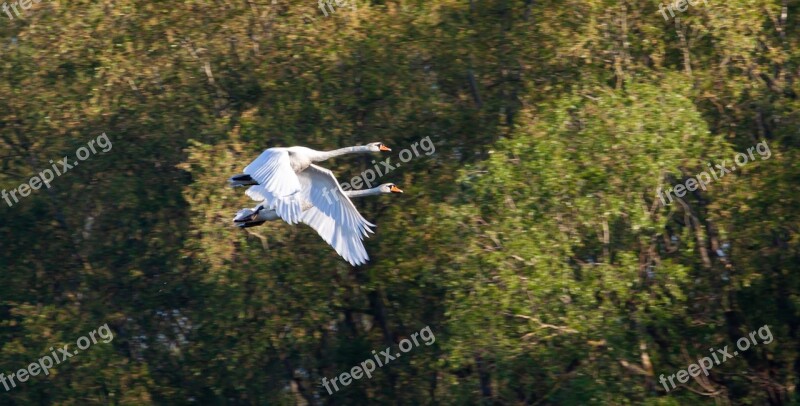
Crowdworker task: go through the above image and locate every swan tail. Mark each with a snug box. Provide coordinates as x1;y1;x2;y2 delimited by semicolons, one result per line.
228;173;259;187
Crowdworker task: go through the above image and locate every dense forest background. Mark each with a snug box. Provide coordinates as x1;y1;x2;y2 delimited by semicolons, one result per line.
1;0;799;404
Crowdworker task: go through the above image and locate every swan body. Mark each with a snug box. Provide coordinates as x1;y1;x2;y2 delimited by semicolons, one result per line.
228;142;390;226
234;181;403;266
234;183;403;226
229;142;392;265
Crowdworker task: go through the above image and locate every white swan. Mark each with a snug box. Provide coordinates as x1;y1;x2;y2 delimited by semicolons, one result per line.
234;182;403;226
234;181;403;266
228;142;391;225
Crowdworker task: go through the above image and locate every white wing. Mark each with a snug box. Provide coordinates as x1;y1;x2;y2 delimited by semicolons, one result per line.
242;148;302;224
298;164;376;266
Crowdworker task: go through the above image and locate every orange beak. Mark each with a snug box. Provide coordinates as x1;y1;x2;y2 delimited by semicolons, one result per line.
379;145;392;152
390;185;403;193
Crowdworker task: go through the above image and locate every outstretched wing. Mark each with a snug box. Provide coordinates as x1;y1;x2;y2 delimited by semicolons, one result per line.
297;164;376;266
241;148;302;224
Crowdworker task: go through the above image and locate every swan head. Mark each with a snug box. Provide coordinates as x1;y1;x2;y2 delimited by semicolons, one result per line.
367;142;391;152
378;183;403;194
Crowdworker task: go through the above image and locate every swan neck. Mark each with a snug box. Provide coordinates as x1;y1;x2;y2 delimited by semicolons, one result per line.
313;145;368;161
345;187;382;198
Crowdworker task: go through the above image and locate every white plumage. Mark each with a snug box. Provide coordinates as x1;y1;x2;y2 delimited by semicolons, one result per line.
235;180;403;266
230;142;395;266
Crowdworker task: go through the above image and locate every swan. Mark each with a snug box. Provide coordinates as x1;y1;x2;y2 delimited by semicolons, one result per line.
234;179;403;266
234;183;404;227
228;142;391;225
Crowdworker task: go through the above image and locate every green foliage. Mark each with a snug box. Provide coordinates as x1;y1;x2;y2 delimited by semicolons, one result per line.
1;0;799;404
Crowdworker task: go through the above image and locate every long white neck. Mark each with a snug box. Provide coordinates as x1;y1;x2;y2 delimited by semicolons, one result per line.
345;186;385;198
311;145;372;161
247;188;381;224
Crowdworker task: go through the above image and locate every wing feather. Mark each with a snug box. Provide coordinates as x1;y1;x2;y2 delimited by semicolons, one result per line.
241;148;303;224
298;164;375;266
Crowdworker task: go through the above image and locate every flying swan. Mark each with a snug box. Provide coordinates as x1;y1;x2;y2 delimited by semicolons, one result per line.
228;142;391;225
234;182;403;228
235;174;403;266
